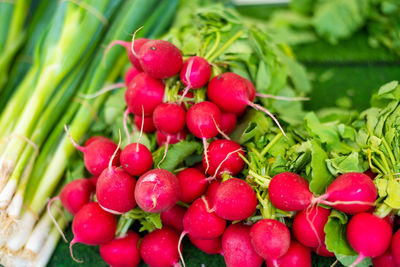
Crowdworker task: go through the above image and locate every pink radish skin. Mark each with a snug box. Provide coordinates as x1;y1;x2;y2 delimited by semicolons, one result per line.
214;178;257;221
135;169;180;213
140;227;181;267
372;249;397;267
96;167;136;214
134;115;156;133
189;235;222;255
266;241;311;267
219;112;237;135
177;168;208;203
125;72;165;116
153;103;186;134
392;230;400;266
124;66;141;86
99;231;141;267
160;204;187;232
269;172;313;211
59;179;95;215
312;242;335;257
222;223;263;267
105;38;149;71
205;179;221;206
84;136;111;147
139;40;183;79
89;176;98;187
292;206;331;248
186;101;222;139
250;219;291;265
156;129;188;147
203;140;245;178
120;143;153;176
243;77;256;102
347;213;393;266
183;197;226;239
180;56;211;89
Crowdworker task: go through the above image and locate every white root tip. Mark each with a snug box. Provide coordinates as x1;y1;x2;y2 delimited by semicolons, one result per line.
6;211;37;251
0;179;18;209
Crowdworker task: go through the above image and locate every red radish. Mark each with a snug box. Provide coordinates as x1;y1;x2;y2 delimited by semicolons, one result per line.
292;206;331;248
96;167;136;214
120;143;153;176
242;77;256;102
99;231;141;267
58;179;95;215
268;172;313;211
156;129;188;146
219;112;237;136
139;40;183;79
153;103;186;134
89;176;99;187
140;227;181;267
134;114;156;133
182;197;226;239
84;136;111;147
346;212;393;267
203;139;245;179
160;204;187;232
266;241;311;267
222;223;263;267
70;202;116;262
372;249;397;267
392;229;400;265
124;66;141;85
250;219;291;265
105;38;149;71
205;179;221;206
214;178;257;221
193;162;205;173
135;169;180;213
189;235;222;255
177;168;208;203
178;90;194;109
125;72;165;116
312;242;335;257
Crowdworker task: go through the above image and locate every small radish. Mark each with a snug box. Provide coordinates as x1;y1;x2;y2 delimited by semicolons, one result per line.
250;219;291;266
153;103;186;134
203;139;245;179
160;204;187;232
139;40;183;79
266;240;311;267
124;66;141;85
70;202;116;262
106;38;149;71
242;77;256;103
99;231;141;267
120;143;153;176
392;229;400;265
58;179;95;215
140;227;181;267
219;112;237;136
125;72;165;116
292;206;331;248
177;168;208;203
214;178;257;221
222;223;263;267
205;179;221;206
346;212;393;267
135;169;180;213
312;242;335;257
372;249;397;267
156;129;188;147
189;235;222;255
84;136;111;147
96;166;136;214
89;176;99;187
364;169;376;179
134;114;156;133
193;162;205;173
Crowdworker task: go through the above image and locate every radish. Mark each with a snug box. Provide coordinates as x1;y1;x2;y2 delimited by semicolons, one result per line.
312;242;335;257
266;240;311;267
205;179;221;206
84;136;111;147
135;169;180;213
219;112;237;136
250;219;291;266
106;38;149;71
134;114;156;133
189;235;222;255
392;229;400;266
124;66;141;85
96;166;137;214
214;178;257;221
202;140;245;179
160;204;187;232
120;143;153;176
57;179;95;215
153;103;186;134
176;168;207;203
140;227;181;267
70;202;116;262
292;206;331;248
99;231;141;267
125;72;165;116
156;129;188;147
193;162;205;173
138;40;183;79
222;223;263;267
372;249;397;267
346;212;393;267
89;176;99;187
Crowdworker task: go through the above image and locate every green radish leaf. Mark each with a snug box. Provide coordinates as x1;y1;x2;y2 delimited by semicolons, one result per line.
336;255;372;267
324;210;356;256
139;213;162;232
325;152;366;176
378;80;399;95
155;141;202;172
384;177;400;209
309;140;333;195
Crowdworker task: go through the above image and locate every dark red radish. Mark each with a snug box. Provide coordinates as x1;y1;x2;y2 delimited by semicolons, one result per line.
186;101;222;139
222;223;263;267
392;230;400;266
120;143;153;176
183;197;226;239
178;90;194;109
140;227;180;267
96;167;136;214
268;172;313;211
124;66;141;86
193;162;205;173
219;112;237;136
346;213;393;267
266;241;311;267
189;235;222;255
105;38;149;71
134;114;156;133
372;249;397;267
205;179;221;206
125;73;165;116
214;178;257;221
203;140;245;179
292;206;331;248
156;129;188;147
99;231;141;267
153;103;186;134
138;40;183;79
250;219;291;265
160;204;187;232
70;202;116;262
364;169;376;180
89;176;99;187
135;169;180;213
177;168;208;203
312;242;335;257
59;179;95;215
